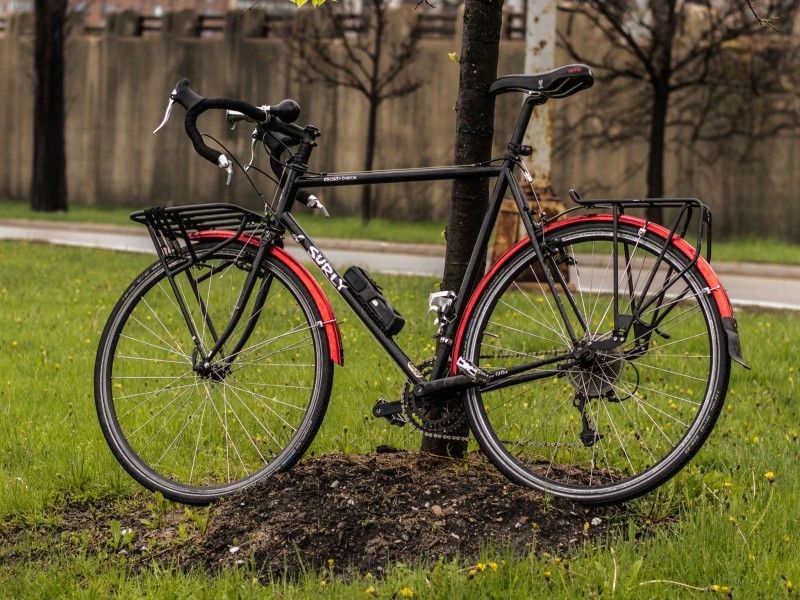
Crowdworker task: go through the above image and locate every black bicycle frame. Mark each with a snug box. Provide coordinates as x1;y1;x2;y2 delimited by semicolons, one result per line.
252;94;588;392
144;92;715;400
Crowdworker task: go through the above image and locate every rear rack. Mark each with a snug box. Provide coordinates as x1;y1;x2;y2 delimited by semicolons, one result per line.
131;203;268;276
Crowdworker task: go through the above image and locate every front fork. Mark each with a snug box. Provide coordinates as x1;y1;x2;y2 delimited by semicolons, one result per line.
156;234;278;373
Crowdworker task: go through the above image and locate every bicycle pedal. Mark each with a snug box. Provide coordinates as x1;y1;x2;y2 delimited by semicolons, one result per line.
455;357;490;383
372;398;406;426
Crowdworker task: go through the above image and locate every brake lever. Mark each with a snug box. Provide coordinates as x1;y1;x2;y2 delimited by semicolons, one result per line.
153;86;178;135
245;127;259;172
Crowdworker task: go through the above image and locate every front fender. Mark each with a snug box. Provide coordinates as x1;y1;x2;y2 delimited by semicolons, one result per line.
189;231;343;365
451;214;745;373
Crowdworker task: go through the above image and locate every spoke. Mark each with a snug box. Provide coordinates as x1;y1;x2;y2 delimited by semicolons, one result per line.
118;375;196;423
633;360;708;383
189;395;209;486
223;380;297;448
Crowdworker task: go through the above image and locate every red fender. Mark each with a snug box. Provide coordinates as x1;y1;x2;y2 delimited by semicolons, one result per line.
451;214;737;374
188;231;343;365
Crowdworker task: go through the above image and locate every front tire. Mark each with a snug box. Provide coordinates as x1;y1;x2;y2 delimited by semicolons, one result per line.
95;243;333;504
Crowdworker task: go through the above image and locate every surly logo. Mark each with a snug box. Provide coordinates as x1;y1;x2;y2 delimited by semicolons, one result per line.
309;246;347;291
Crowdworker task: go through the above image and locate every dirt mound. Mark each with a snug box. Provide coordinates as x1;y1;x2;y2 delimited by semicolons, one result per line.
7;452;619;578
183;451;617;576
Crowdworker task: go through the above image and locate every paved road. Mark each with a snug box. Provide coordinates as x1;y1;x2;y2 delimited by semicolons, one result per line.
2;218;799;310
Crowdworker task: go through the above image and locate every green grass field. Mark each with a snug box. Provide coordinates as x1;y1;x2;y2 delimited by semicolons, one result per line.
0;240;798;597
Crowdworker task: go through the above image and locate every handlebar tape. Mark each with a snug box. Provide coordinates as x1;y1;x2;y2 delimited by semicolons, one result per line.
172;79;268;167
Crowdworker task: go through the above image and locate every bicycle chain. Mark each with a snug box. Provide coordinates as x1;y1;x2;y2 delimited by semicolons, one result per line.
399;352;577;445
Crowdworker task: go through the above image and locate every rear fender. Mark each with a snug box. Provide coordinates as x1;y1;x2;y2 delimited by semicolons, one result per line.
189;231;343;365
451;214;746;373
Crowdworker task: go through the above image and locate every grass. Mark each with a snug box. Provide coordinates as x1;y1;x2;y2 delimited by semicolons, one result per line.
1;241;799;597
3;198;800;263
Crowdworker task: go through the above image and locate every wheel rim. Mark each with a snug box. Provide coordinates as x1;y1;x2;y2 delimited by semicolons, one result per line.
465;226;727;500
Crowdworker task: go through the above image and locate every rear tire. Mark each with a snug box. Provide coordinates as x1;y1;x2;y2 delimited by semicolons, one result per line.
95;243;333;504
462;221;730;504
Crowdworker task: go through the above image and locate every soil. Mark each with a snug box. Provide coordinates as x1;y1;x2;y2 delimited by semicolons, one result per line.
2;450;623;579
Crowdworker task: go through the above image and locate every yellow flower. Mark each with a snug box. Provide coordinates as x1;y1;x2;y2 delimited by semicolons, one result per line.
328;558;335;567
468;569;478;578
398;587;414;598
489;562;498;572
319;580;327;587
365;585;376;596
765;471;775;483
543;569;552;581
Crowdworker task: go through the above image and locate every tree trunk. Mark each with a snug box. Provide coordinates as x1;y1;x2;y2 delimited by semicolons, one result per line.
360;0;384;224
645;0;675;225
421;0;504;458
645;83;669;224
361;97;379;223
31;0;68;212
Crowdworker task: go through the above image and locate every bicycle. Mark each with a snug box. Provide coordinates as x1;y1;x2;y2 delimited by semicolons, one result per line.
95;64;748;506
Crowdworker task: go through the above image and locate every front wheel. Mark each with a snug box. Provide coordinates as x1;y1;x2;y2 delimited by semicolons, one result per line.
95;242;333;504
462;221;730;504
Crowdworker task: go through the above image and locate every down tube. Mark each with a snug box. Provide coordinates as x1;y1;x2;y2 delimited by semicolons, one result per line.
282;214;426;385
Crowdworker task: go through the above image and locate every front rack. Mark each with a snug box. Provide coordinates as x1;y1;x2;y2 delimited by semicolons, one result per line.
131;203;268;276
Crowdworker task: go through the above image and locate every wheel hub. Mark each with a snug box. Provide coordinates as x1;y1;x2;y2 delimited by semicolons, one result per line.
568;337;626;398
194;361;231;382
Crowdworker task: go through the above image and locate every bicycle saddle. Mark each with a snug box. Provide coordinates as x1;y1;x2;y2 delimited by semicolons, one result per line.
489;64;593;99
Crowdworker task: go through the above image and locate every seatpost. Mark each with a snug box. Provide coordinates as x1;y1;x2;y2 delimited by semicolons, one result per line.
506;95;546;158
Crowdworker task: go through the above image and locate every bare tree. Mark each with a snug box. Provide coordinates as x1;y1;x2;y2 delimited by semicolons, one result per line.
559;0;799;222
288;0;425;223
31;0;69;212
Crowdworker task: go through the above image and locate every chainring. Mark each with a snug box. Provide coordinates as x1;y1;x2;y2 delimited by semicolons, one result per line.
401;359;468;437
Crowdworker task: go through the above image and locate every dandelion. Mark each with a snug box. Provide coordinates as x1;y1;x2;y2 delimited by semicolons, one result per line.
711;584;731;594
398;587;414;598
328;558;335;567
468;569;478;578
543;569;552;581
477;563;486;571
786;579;793;592
365;585;376;596
765;471;775;483
488;562;498;572
320;580;327;587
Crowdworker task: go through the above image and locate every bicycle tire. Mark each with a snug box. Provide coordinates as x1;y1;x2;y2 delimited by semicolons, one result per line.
462;220;730;504
95;242;333;504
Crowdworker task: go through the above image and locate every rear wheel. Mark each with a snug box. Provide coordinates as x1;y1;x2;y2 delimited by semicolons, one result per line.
463;221;730;504
95;243;333;504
